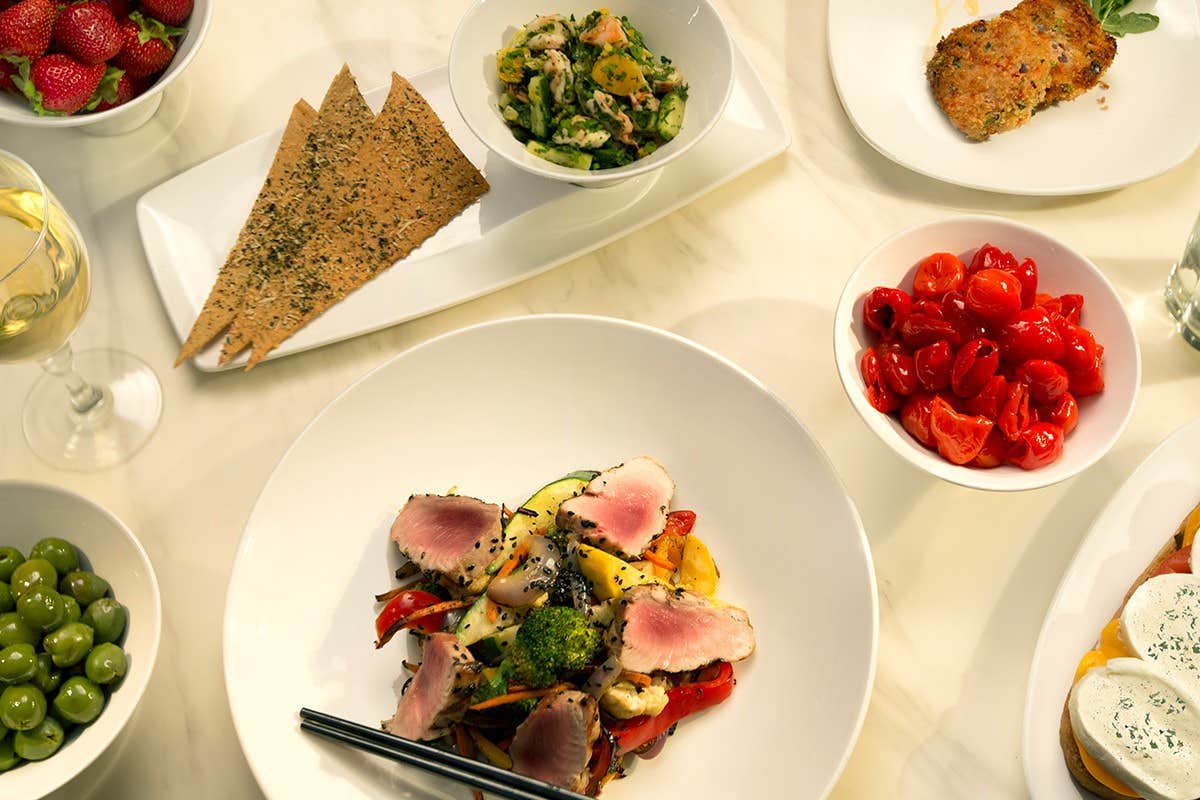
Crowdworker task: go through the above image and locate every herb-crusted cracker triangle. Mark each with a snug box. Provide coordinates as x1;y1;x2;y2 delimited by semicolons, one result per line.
218;65;375;365
243;73;490;369
173;99;318;366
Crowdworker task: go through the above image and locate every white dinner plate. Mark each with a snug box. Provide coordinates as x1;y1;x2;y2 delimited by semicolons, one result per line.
138;45;788;372
223;315;877;800
1023;419;1200;798
828;0;1200;195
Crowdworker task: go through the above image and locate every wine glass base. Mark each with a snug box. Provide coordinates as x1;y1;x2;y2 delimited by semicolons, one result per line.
22;348;163;471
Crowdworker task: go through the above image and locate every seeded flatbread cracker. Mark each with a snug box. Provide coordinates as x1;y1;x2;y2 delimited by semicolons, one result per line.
219;65;375;365
173;99;317;366
243;73;490;369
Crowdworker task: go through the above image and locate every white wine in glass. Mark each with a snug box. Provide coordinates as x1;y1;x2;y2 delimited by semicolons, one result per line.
0;149;162;470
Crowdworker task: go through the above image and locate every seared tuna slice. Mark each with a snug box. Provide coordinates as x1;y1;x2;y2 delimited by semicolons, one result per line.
510;690;600;792
613;584;755;673
390;494;502;588
383;633;481;740
556;457;674;559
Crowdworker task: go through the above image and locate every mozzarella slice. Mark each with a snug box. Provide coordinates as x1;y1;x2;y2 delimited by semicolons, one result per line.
1121;573;1200;691
1071;657;1200;800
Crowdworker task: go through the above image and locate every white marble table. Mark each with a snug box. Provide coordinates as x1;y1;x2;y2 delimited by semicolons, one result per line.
2;1;1199;797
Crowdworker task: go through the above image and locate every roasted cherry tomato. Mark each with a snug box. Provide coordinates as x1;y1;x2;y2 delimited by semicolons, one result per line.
899;311;962;349
863;287;913;338
1068;356;1105;397
950;338;1000;398
1007;422;1065;470
1153;546;1193;577
929;396;994;465
913;253;966;300
997;381;1032;442
1056;294;1084;325
965;374;1008;420
1014;359;1070;404
995;307;1065;363
1012;258;1039;309
900;393;938;448
663;510;696;536
971;429;1010;469
940;290;988;343
914;340;954;391
374;589;446;638
967;243;1018;275
877;342;918;396
861;348;901;413
965;269;1023;324
1040;391;1079;436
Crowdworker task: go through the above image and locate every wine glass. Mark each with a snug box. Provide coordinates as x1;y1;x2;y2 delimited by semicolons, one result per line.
0;148;162;470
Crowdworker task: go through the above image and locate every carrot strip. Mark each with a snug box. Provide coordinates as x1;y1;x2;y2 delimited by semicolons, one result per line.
619;671;653;689
641;550;675;571
375;598;475;648
402;660;420;674
495;545;529;580
467;727;514;769
486;599;499;624
451;726;483;800
468;684;570;711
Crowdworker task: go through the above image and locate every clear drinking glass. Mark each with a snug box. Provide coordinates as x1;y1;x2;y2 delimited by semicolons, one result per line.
0;149;162;470
1165;210;1200;349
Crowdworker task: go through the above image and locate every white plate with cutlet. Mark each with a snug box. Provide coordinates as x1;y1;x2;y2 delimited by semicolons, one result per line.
828;0;1200;195
1023;419;1200;799
223;315;878;800
138;42;788;373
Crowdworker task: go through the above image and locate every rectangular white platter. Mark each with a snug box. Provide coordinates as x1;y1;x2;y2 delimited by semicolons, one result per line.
137;42;789;372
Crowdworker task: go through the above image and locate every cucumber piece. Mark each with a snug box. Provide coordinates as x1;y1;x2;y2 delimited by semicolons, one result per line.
528;74;551;139
525;141;593;170
488;470;599;573
656;88;685;141
455;595;525;647
472;625;520;665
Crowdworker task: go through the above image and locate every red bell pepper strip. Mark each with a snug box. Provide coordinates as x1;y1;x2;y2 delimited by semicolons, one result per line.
1153;545;1193;577
606;661;735;755
664;510;697;537
374;589;446;639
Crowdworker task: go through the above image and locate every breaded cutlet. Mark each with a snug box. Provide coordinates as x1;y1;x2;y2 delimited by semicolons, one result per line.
926;0;1116;141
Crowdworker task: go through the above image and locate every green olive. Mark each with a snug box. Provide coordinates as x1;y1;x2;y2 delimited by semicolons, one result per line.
52;676;104;725
28;539;78;577
0;644;37;685
31;653;61;695
0;583;12;614
0;613;38;647
13;715;63;761
0;684;46;731
0;548;23;584
85;643;126;685
62;595;81;626
59;571;108;606
16;587;66;633
9;559;57;599
82;598;126;645
43;622;93;668
0;734;17;771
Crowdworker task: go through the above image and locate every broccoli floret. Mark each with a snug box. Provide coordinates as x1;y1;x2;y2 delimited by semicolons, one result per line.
505;606;601;689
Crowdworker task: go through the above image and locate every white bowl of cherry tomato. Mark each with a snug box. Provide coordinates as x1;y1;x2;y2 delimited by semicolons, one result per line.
834;215;1140;492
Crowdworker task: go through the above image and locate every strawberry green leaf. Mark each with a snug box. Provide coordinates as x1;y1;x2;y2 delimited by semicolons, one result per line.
0;54;29;96
129;11;187;50
85;66;125;111
5;55;56;117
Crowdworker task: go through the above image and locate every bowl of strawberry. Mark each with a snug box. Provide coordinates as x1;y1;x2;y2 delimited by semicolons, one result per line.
0;0;210;135
834;216;1139;492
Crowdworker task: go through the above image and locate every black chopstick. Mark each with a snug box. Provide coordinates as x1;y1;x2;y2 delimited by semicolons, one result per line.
298;708;593;800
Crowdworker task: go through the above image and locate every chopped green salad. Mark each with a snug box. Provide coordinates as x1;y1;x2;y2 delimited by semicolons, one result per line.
496;10;688;171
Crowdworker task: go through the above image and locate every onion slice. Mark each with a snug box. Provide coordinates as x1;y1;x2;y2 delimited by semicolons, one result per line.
487;537;562;607
585;655;623;699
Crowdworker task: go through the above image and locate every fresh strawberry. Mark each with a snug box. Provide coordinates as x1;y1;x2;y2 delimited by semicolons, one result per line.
0;54;23;94
53;2;121;65
13;52;105;114
111;10;184;78
97;0;133;19
138;0;191;26
91;67;138;111
0;0;57;60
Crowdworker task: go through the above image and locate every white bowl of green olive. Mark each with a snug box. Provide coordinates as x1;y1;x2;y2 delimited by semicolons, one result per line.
0;482;161;797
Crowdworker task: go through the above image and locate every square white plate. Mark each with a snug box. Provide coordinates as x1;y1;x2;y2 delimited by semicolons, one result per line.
828;0;1200;195
1023;419;1200;798
137;44;788;372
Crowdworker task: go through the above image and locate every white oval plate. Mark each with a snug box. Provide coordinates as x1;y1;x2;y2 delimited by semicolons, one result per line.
1023;419;1200;798
224;315;877;800
828;0;1200;195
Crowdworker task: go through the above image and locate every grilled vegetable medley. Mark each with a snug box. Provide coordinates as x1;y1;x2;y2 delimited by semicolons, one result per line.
375;457;755;796
496;11;688;170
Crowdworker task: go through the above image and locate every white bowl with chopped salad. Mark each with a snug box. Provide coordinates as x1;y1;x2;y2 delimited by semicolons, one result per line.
448;0;735;187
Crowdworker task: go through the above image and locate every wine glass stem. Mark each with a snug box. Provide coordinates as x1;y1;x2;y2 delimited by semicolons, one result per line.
39;342;105;416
